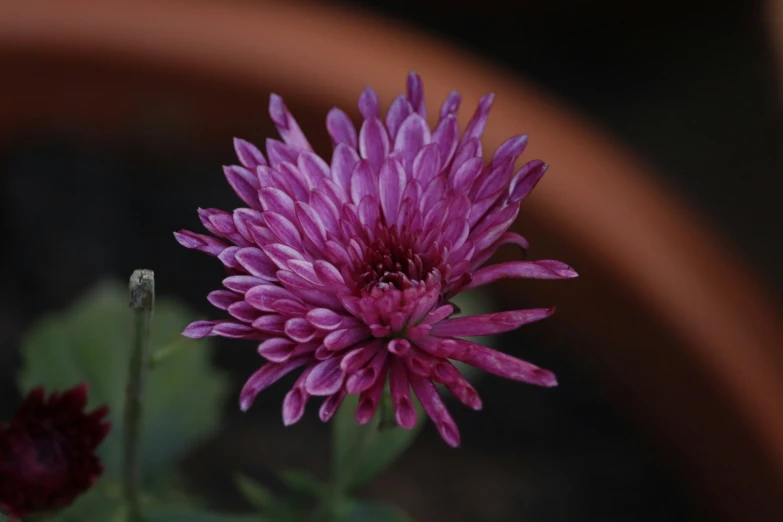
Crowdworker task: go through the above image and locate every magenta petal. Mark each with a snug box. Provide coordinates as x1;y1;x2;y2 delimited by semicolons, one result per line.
412;143;442;187
439;90;461;120
207;290;241;310
288;260;323;286
182;320;219;338
282;386;308;426
224;165;260;209
432;115;459;167
394;113;431;172
471;231;530;268
358;86;380;119
387;338;411;356
447;338;557;387
327;107;358;148
257;338;297;362
298;151;330;185
431;360;482;410
306;308;344;330
359;117;390;173
386;94;413;140
263;212;303;250
350;159;378;205
213;322;261;339
223;276;270;294
228;301;263;323
466;261;578;290
450;157;484;193
341;341;381;373
324;327;371;351
409;373;460;447
246;285;298;312
259;186;296;221
295;202;328;250
174;230;228;257
305;357;346;396
430;308;555;337
319;388;347;422
389;358;417;429
285;317;318;342
240;357;309;411
462;93;495;143
269;93;312;151
406;71;426;118
234;137;268;169
346;349;387;393
379;159;406;225
331;142;360;194
491;134;528;168
252;314;287;335
283;367;312;426
234;248;278;280
262;243;307;269
509;160;548;203
356;365;387;424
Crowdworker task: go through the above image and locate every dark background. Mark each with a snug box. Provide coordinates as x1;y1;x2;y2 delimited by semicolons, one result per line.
1;1;781;521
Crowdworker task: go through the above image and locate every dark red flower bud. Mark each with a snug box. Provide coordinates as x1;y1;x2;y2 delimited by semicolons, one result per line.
0;384;110;520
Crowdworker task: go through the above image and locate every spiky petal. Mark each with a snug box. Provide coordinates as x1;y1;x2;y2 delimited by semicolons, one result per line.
176;72;577;447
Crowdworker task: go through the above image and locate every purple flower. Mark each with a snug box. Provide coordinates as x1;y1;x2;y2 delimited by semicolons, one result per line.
0;384;110;520
176;73;576;447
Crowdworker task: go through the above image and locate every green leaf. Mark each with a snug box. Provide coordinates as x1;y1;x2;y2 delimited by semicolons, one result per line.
332;394;424;494
42;481;125;522
144;506;265;522
234;474;303;522
334;500;412;522
235;473;275;510
278;469;323;498
17;281;230;484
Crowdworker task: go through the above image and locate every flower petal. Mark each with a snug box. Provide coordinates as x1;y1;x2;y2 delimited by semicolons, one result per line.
326;108;357;148
356;367;387;424
389;358;417;428
234;137;268;169
358;86;380;119
269;93;312;151
319;388;347;422
359;117;389;173
240;357;309;411
305;357;346;396
409;373;460;447
445;338;557;387
429;308;555;337
283;367;312;426
466;261;578;290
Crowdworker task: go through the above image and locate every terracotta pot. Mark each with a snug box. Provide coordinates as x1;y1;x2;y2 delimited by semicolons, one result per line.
2;0;783;520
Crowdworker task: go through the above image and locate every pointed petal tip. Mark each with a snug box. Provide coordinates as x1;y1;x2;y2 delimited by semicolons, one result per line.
439;423;461;448
181;320;214;339
530;366;558;387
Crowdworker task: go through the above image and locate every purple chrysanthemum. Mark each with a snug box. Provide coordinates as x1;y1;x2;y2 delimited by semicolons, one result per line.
176;72;576;447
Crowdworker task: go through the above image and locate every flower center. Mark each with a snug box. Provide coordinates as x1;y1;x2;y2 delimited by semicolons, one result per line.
355;229;434;292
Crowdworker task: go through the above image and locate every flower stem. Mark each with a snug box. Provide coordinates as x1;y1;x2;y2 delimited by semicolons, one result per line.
123;269;155;521
310;410;379;521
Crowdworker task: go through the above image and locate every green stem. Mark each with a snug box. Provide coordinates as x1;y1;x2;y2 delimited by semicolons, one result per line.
123;269;155;521
310;413;379;521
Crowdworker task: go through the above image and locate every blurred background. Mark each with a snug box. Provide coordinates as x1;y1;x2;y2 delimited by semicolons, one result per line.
1;0;783;521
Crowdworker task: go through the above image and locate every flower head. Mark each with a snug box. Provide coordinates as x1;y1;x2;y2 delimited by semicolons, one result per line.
176;72;576;446
0;384;110;520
